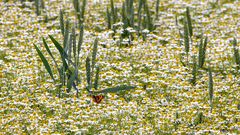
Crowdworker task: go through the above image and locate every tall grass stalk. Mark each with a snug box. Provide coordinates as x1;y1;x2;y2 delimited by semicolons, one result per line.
184;20;189;65
110;0;116;24
208;67;213;112
73;0;87;27
35;0;40;16
191;55;197;85
107;7;111;29
63;20;70;49
198;36;208;68
232;38;240;71
155;0;160;20
186;7;193;37
137;0;143;36
60;10;65;36
72;27;77;63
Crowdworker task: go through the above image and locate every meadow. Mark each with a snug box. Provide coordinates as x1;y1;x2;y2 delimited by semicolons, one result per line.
0;0;239;134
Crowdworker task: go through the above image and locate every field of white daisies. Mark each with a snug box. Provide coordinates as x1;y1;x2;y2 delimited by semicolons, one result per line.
0;0;240;134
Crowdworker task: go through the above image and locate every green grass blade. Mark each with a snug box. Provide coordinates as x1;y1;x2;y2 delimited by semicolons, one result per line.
208;67;213;112
77;25;84;61
191;55;197;85
40;0;45;9
198;37;203;68
35;0;40;16
232;38;240;65
48;35;66;57
186;7;193;37
34;44;55;82
42;37;55;62
93;66;99;90
73;0;81;26
59;9;65;36
122;2;126;26
92;38;98;70
110;0;116;24
48;35;68;70
81;0;87;23
72;27;76;63
63;20;70;49
67;69;77;93
144;1;153;31
137;0;143;35
184;20;189;55
68;34;73;63
130;0;134;27
107;7;111;29
155;0;160;20
86;57;91;89
42;37;60;75
201;36;208;67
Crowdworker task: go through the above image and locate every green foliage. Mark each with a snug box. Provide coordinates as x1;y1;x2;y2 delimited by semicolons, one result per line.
183;20;189;56
155;0;160;20
34;12;83;97
67;69;77;93
72;27;76;63
63;20;70;49
190;55;197;85
198;36;208;68
208;67;213;112
106;0;156;42
186;7;193;37
49;35;69;70
73;0;80;23
106;7;111;29
81;0;87;23
34;44;55;82
144;0;154;31
34;0;44;16
232;38;240;67
85;38;135;94
68;34;73;63
110;0;116;24
193;112;204;126
77;25;84;64
94;66;99;90
73;0;87;27
59;10;65;36
35;0;40;16
92;38;98;71
86;56;91;91
34;0;135;98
